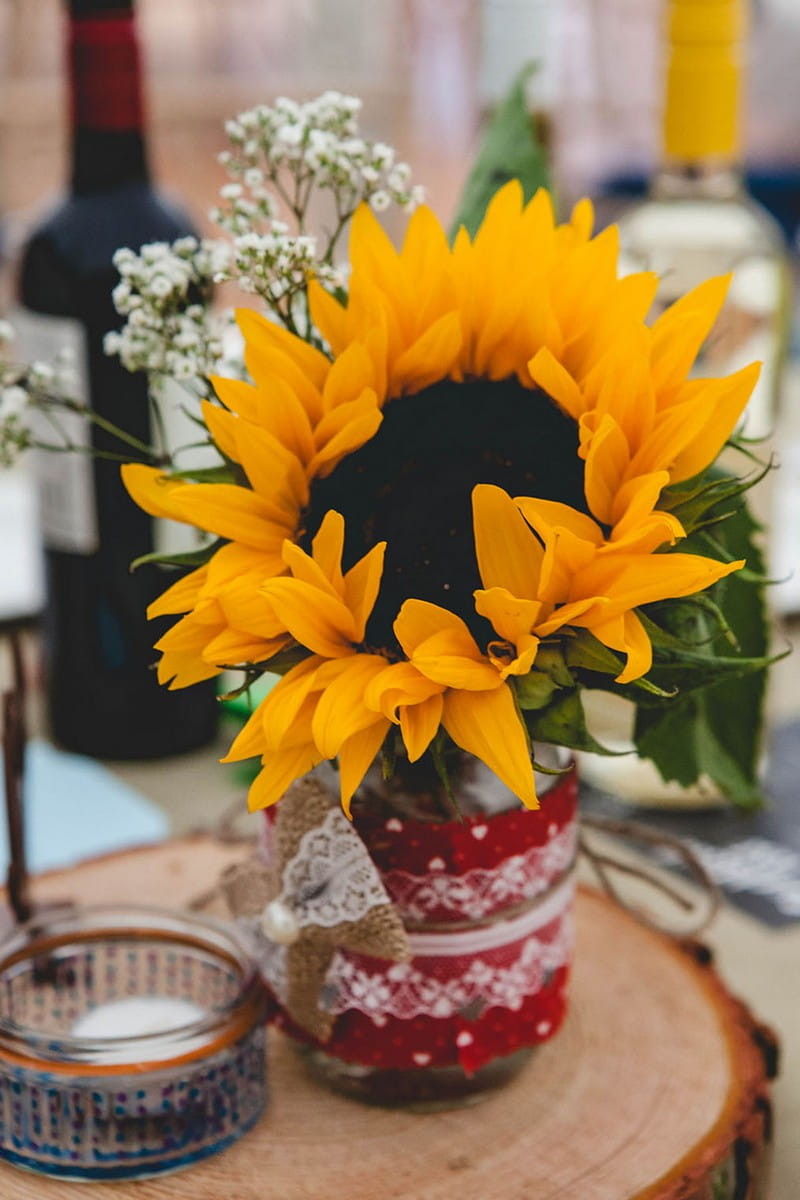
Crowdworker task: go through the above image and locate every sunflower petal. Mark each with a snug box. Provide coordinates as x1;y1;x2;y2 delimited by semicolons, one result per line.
343;541;386;641
170;483;292;552
247;746;324;812
338;720;392;818
442;686;537;808
399;692;444;762
147;566;208;619
236;307;330;391
472;484;543;597
311;654;391;758
121;464;193;523
260;577;357;657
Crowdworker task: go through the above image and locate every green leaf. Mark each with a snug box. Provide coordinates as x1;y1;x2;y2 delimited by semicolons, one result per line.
632;497;770;806
564;630;623;676
526;689;620;756
634;697;762;809
563;630;674;698
129;542;220;572
450;62;551;241
169;463;238;484
515;671;558;710
532;644;574;687
662;456;772;527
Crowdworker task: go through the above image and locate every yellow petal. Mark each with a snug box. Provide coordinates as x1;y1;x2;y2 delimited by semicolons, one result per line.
170;483;292;552
247;746;324;812
650;275;731;393
590;610;653;683
308;278;349;354
338;720;391;818
311;654;391;758
364;661;446;720
210;376;262;422
260;577;357;657
580;412;632;526
121;464;194;524
254;656;325;753
570;196;594;241
343;541;386;641
223;695;271;763
527;347;584;419
515;496;603;546
310;508;346;587
442;686;537;808
201;399;240;461
411;629;502;690
147;565;208;619
233;422;309;512
389;311;462;396
394;598;472;656
474;587;543;645
472;484;543;597
399;692;444;762
668;363;761;483
157;650;221;690
309;390;383;478
202;626;285;667
236;306;330;391
322;342;377;411
576;552;745;614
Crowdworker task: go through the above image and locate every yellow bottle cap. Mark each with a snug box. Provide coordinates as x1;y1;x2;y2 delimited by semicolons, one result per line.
664;0;747;162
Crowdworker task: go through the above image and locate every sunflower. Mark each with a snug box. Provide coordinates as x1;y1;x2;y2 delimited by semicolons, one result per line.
123;182;753;814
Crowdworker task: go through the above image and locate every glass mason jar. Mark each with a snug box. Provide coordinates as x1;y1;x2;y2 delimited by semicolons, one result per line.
275;749;578;1110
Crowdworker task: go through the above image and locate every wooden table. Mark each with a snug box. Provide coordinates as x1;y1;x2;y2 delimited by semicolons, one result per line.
0;836;775;1199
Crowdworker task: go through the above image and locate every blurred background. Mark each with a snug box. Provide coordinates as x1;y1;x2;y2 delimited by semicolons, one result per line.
2;0;799;246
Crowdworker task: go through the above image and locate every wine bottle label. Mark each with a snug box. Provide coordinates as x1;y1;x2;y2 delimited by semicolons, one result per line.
151;378;218;559
70;13;144;134
11;308;100;555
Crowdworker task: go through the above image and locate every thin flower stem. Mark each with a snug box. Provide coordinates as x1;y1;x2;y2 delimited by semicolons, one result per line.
30;438;151;465
44;399;157;458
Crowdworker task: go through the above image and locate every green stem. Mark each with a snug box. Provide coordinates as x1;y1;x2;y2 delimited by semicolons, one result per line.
30;439;148;465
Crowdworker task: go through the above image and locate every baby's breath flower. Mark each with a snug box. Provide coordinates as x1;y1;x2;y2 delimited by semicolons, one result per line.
369;190;391;212
106;237;232;387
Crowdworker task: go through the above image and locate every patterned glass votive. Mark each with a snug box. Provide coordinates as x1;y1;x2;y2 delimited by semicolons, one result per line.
0;906;269;1181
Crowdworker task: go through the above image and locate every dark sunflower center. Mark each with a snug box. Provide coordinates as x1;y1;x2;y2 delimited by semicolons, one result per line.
302;377;587;650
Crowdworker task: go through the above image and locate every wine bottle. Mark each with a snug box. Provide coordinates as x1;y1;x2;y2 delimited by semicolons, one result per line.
14;0;217;759
581;0;789;808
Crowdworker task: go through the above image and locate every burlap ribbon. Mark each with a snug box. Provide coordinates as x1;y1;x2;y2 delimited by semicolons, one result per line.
220;776;409;1041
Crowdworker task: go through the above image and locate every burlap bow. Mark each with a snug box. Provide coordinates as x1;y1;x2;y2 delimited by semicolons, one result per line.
221;775;410;1041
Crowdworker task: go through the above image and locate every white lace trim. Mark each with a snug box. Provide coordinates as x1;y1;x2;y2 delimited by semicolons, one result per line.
406;873;574;956
252;877;575;1021
382;820;577;921
327;916;573;1020
279;806;392;930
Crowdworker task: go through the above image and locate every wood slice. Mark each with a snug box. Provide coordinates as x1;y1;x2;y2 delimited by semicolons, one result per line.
0;836;775;1200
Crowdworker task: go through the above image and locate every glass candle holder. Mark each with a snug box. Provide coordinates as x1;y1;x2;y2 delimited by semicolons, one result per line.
0;906;269;1182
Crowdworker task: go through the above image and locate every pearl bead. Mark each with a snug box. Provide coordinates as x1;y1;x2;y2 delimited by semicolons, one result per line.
260;899;300;946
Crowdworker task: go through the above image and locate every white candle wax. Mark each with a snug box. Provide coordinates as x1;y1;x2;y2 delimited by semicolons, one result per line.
72;996;206;1040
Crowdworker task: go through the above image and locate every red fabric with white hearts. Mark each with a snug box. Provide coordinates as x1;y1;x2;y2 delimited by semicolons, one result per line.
265;767;577;1073
353;769;577;882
